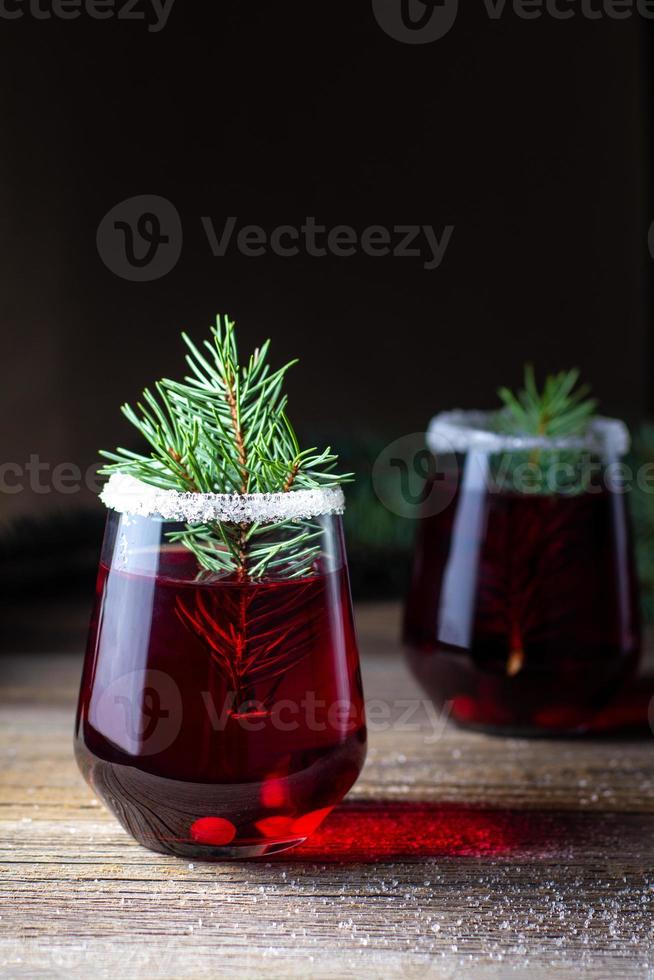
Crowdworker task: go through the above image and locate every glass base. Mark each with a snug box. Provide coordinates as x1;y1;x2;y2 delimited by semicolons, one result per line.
450;718;591;739
406;645;639;739
138;836;307;861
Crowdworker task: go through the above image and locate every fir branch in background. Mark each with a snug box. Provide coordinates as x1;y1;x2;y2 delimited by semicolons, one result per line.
494;365;598;495
100;315;352;578
497;365;597;438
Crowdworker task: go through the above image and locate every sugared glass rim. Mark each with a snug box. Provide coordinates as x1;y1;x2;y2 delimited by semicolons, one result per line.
100;473;345;522
427;410;630;458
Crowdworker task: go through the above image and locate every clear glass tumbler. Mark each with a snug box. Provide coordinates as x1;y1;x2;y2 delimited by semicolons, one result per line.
404;412;641;735
75;477;366;858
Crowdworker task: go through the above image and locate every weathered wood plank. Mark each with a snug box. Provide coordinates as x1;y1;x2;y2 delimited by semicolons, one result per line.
0;604;653;978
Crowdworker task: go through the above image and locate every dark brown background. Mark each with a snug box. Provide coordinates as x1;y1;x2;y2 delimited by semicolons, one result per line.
0;1;650;527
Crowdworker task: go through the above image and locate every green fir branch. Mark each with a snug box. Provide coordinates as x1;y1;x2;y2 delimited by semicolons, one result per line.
100;314;352;578
493;365;598;496
497;365;597;439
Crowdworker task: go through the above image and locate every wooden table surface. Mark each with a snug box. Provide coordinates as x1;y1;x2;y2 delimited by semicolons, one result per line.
1;603;653;979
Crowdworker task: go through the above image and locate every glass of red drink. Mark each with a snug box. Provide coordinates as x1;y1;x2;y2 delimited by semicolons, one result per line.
75;477;366;858
404;411;641;735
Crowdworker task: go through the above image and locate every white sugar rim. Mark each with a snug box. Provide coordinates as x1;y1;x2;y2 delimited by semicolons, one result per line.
427;410;630;458
100;473;345;522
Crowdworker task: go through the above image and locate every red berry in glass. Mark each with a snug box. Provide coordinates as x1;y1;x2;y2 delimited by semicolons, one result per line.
75;317;366;858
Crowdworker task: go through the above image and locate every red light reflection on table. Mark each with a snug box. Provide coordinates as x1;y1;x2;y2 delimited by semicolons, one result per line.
280;802;562;863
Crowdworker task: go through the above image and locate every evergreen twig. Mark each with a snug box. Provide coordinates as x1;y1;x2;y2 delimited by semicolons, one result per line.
492;365;599;675
493;365;598;496
100;315;352;578
497;365;597;439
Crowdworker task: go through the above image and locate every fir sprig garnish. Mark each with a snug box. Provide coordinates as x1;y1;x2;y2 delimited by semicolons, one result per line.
491;366;599;676
491;365;599;498
100;315;351;578
497;365;597;439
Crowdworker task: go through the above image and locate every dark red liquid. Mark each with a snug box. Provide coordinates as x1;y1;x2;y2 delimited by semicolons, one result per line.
75;553;366;858
405;480;640;734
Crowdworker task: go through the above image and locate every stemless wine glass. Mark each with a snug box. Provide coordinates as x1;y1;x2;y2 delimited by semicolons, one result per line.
404;412;641;735
75;476;366;859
